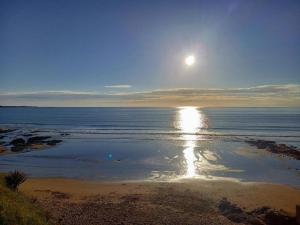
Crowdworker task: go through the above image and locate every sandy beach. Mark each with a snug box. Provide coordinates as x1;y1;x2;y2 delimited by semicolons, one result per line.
20;178;300;225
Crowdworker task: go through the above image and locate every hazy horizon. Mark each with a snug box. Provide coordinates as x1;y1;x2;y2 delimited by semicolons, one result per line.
0;84;299;107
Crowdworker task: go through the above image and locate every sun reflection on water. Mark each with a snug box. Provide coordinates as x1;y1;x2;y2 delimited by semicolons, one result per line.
176;107;205;178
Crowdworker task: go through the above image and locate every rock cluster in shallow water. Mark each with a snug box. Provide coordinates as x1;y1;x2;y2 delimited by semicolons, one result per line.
9;135;62;152
0;128;63;154
245;139;300;160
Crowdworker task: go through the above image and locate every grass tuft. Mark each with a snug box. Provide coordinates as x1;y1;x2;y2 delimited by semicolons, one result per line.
5;170;27;191
0;173;50;225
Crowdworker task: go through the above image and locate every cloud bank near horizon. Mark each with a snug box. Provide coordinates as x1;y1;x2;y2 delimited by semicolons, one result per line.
0;84;299;107
104;84;132;88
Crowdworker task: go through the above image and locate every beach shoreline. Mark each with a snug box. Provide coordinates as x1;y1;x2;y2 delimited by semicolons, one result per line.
19;177;300;225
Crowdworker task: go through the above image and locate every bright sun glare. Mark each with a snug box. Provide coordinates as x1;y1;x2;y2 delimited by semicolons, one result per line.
176;107;204;178
185;55;195;66
178;107;202;133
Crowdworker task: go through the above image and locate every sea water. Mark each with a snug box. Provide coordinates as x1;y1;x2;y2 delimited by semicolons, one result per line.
0;107;299;186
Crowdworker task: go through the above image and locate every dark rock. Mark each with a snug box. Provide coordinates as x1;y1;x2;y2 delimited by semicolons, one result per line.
0;145;6;153
218;198;264;225
251;206;271;215
27;136;51;144
219;198;297;225
11;145;26;152
45;140;62;146
0;130;63;154
263;210;296;225
245;139;300;160
252;207;297;225
0;128;15;134
9;138;26;146
296;205;300;225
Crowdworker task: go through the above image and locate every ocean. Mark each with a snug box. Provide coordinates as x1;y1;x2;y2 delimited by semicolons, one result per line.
0;107;299;186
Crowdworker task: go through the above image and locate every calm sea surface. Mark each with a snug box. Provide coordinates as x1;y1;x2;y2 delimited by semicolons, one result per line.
0;107;299;186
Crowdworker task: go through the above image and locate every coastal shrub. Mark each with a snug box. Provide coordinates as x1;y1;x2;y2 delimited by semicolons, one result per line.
0;175;50;225
5;170;27;191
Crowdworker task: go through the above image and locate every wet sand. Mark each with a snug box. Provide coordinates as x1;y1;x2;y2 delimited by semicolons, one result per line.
20;178;300;225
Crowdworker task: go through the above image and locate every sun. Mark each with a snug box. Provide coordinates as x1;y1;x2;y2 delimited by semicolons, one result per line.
184;55;195;66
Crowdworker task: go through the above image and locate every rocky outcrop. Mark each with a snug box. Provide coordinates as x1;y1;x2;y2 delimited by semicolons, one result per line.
10;138;26;146
0;128;15;134
245;139;300;160
0;127;65;154
9;136;62;152
45;140;62;146
10;138;27;152
27;136;51;145
218;198;297;225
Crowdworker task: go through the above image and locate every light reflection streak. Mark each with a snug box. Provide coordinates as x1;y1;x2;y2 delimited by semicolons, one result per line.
176;107;204;177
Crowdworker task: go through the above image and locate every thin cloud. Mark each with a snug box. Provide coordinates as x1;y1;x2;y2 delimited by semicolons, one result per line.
0;84;299;107
104;85;132;88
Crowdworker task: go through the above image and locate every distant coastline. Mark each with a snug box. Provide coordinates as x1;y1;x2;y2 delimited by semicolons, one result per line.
0;105;299;108
0;106;38;108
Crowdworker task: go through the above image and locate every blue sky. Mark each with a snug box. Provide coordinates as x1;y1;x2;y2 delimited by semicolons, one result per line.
0;0;299;106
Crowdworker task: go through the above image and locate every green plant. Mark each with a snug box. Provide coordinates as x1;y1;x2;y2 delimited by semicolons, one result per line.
0;174;50;225
5;170;27;191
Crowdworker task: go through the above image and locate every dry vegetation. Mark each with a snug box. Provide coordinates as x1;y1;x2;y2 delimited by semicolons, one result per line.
0;174;50;225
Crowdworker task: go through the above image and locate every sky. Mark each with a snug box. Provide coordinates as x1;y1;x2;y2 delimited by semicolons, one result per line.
0;0;299;107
